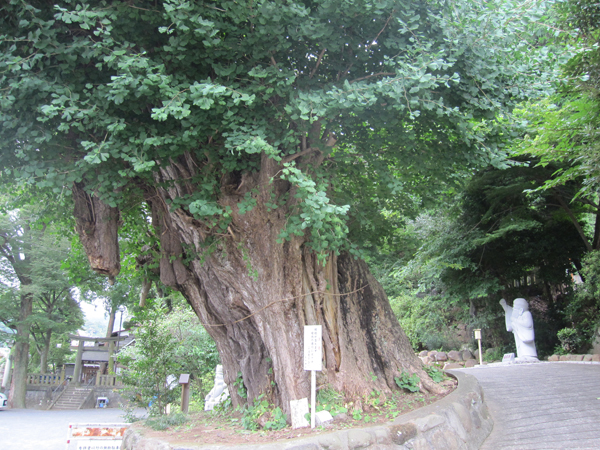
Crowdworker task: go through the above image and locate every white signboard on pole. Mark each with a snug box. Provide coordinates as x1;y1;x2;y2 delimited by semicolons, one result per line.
303;325;322;371
304;325;322;429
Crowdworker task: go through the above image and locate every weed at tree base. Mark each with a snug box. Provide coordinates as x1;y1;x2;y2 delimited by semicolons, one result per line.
394;371;421;392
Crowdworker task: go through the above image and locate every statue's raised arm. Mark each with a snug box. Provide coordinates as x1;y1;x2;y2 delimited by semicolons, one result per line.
499;298;513;332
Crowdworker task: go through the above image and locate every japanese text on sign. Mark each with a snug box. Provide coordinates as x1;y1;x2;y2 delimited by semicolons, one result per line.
76;442;121;450
304;325;322;371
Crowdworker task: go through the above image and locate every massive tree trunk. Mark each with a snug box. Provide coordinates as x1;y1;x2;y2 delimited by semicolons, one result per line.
9;293;33;409
151;153;438;413
76;152;440;416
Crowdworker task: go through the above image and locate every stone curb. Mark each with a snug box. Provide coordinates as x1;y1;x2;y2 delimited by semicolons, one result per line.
547;353;600;362
121;371;493;450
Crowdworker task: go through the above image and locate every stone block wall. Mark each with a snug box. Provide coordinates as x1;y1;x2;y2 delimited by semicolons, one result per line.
418;350;480;370
381;370;492;450
81;387;125;409
25;385;56;409
547;354;600;362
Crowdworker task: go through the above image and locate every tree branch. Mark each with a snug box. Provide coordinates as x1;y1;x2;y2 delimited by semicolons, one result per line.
555;192;593;252
281;147;319;164
350;72;395;83
309;48;327;79
592;206;600;250
366;11;394;51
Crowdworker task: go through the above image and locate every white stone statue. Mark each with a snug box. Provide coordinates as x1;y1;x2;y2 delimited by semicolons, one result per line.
500;298;538;361
204;365;230;411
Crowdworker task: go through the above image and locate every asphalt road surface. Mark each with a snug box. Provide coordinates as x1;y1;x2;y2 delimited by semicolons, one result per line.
0;407;142;450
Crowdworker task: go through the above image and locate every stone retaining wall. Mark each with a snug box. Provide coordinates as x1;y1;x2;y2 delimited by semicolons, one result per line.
121;370;492;450
25;385;56;409
418;350;480;370
81;387;124;409
548;354;600;362
23;385;124;410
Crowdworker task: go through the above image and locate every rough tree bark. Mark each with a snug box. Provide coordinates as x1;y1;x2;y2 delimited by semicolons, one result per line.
8;293;33;409
73;182;121;283
75;152;440;416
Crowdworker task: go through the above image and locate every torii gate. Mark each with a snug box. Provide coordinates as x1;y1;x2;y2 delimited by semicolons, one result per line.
68;334;128;385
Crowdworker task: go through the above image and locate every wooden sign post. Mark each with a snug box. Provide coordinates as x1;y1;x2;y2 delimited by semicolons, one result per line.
179;374;190;413
474;329;483;365
304;325;322;429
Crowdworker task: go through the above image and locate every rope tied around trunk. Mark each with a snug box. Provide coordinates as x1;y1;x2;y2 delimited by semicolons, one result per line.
201;284;368;328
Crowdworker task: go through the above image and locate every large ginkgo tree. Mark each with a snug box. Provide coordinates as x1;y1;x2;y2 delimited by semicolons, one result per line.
0;0;560;413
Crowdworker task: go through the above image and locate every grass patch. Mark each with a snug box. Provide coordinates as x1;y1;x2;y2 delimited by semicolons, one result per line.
145;412;189;431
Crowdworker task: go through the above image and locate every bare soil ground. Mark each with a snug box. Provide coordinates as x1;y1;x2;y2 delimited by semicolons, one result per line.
135;379;456;447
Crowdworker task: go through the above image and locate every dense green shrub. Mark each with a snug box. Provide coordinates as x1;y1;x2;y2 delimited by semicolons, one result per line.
557;328;583;353
388;292;465;351
569;250;600;346
119;298;219;417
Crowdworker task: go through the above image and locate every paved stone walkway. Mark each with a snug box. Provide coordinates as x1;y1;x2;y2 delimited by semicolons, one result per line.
458;362;600;450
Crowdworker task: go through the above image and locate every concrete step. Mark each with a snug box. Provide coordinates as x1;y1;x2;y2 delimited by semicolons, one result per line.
55;398;88;404
55;400;86;404
50;387;93;410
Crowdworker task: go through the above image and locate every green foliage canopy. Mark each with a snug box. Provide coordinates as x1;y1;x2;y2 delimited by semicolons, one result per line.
399;163;587;298
0;0;565;257
0;208;84;371
514;0;600;201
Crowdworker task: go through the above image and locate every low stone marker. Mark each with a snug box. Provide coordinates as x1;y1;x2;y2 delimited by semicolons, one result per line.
315;410;334;426
502;353;515;364
290;398;310;429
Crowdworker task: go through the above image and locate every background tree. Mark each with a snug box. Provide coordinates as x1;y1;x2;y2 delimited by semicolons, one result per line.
29;294;83;374
25;232;84;373
65;235;143;338
0;0;562;413
0;207;37;408
388;162;588;355
507;0;600;348
0;204;86;405
119;297;219;416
